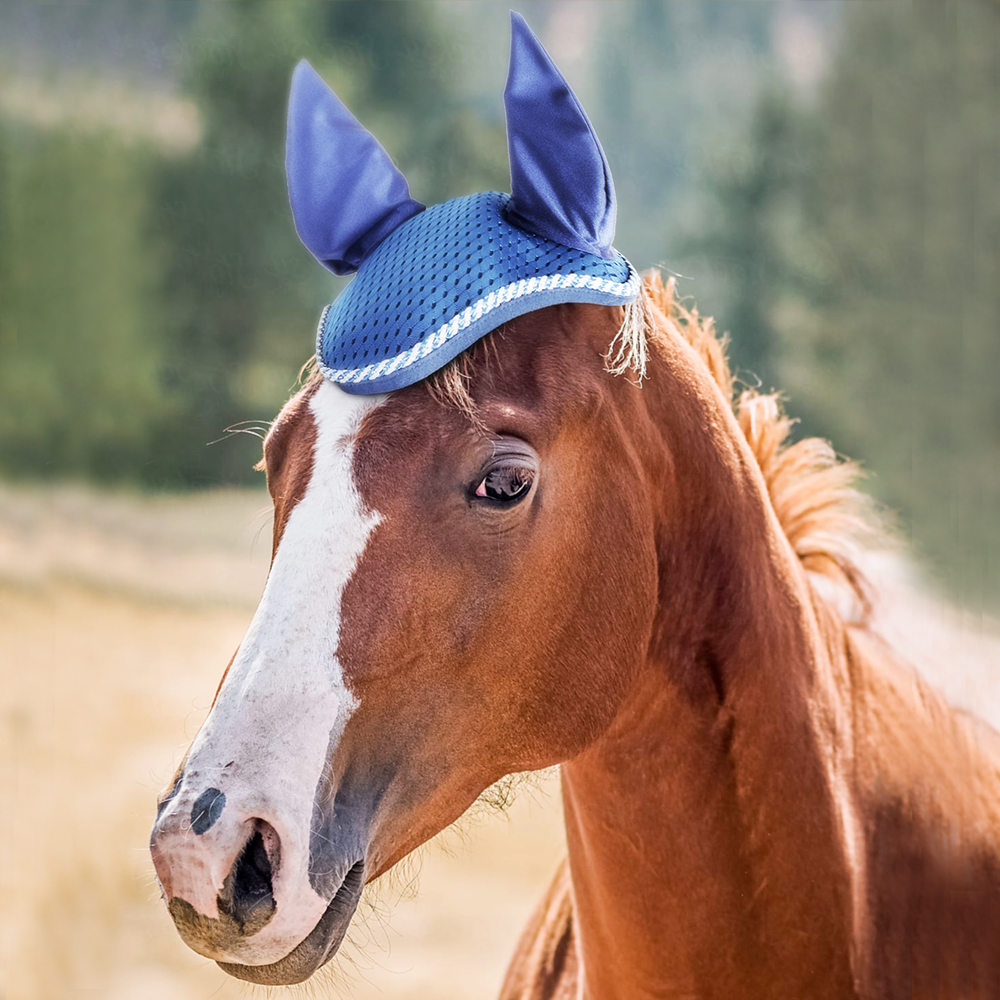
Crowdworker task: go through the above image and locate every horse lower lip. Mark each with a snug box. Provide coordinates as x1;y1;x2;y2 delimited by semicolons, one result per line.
217;860;365;986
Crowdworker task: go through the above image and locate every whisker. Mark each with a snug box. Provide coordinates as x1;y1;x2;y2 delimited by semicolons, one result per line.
206;418;274;447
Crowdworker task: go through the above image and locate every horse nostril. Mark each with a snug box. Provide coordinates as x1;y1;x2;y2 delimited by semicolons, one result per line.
220;821;278;933
235;829;272;901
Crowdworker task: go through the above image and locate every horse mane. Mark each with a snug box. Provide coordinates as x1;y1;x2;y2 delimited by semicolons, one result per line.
641;270;879;619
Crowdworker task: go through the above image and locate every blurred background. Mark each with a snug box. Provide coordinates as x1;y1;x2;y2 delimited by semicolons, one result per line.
0;2;997;998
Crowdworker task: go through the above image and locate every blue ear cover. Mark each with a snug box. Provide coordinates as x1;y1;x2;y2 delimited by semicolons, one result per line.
285;60;424;276
284;18;639;397
503;12;617;259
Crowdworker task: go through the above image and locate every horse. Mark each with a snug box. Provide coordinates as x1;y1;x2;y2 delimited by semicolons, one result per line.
149;269;1000;997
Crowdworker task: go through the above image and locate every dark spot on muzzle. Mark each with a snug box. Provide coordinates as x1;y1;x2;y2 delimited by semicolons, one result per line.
191;787;226;835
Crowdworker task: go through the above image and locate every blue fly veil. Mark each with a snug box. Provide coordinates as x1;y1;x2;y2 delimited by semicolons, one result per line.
286;12;639;395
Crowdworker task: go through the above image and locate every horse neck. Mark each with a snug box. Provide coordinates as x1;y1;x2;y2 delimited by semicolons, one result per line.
560;348;863;1000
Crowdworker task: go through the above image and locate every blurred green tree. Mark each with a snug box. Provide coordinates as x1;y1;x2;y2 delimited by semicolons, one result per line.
0;1;507;487
148;2;327;486
771;0;1000;607
680;85;806;391
148;0;507;486
0;126;166;479
597;0;777;271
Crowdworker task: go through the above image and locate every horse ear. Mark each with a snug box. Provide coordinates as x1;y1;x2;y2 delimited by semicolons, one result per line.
503;12;616;259
285;60;424;276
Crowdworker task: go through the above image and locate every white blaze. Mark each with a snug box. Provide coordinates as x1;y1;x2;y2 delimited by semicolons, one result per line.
167;380;385;961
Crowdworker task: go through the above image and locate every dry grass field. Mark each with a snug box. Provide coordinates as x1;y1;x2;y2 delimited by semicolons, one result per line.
0;484;565;1000
2;483;998;1000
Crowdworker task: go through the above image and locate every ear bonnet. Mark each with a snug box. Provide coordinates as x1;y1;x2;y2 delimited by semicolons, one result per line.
286;12;639;394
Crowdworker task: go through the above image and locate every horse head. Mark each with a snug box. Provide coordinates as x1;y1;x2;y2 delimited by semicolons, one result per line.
149;14;665;985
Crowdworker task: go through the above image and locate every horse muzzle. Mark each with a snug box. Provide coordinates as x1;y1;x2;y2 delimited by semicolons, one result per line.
149;773;367;984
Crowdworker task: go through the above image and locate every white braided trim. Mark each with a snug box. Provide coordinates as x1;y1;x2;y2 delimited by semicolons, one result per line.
316;265;641;386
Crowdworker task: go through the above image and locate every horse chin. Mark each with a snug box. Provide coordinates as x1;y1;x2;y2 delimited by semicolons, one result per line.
217;860;365;986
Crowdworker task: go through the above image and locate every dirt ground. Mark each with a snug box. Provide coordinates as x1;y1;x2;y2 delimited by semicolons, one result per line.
0;485;565;1000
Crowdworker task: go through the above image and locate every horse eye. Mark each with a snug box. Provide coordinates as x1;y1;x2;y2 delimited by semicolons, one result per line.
474;465;534;503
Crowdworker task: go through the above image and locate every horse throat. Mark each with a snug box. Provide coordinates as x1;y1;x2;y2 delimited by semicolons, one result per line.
559;372;864;1000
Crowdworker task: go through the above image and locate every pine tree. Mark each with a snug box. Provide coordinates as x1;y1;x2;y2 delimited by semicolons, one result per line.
681;85;806;391
148;1;507;486
0;125;165;479
777;0;1000;607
